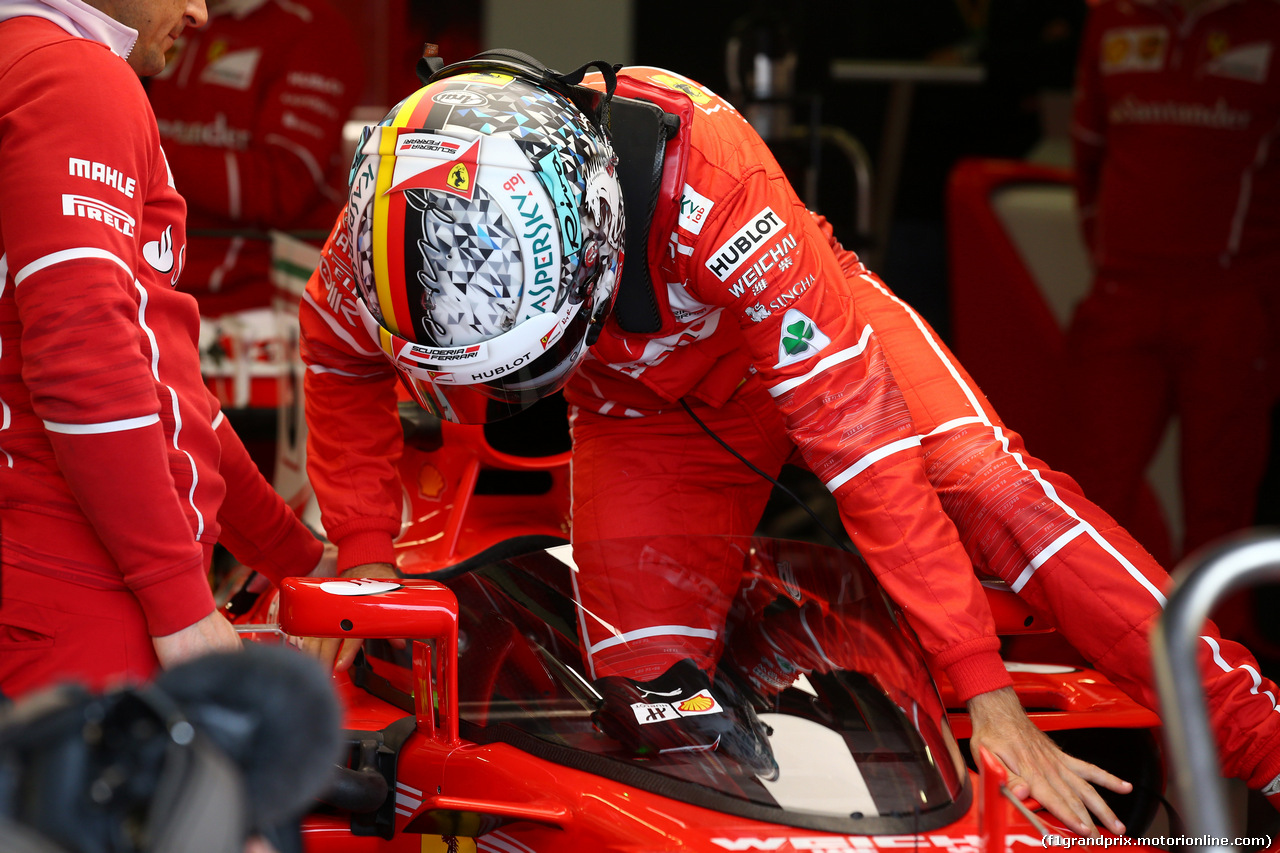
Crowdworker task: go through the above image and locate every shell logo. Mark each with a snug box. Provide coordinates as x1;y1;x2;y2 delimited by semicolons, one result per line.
678;694;716;713
418;463;446;499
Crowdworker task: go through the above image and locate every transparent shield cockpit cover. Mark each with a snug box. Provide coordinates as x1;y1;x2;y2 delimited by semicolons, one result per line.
374;536;971;833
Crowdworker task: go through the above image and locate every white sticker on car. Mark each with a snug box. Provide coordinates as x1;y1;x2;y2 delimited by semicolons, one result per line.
319;580;403;596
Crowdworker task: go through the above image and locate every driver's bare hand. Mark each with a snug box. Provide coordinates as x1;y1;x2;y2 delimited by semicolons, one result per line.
153;610;243;669
967;687;1132;838
296;562;400;672
308;542;339;579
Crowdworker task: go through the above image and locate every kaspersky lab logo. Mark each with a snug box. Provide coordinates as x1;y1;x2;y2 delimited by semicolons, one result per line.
775;308;830;368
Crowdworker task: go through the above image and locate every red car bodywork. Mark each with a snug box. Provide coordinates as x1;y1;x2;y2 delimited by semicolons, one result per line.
234;412;1164;853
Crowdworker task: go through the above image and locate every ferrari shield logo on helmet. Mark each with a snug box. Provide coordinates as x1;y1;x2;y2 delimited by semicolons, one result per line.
386;136;482;201
447;163;471;194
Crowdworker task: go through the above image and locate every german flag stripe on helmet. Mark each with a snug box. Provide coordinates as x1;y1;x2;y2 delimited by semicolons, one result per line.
371;87;434;341
399;83;441;130
376;325;397;359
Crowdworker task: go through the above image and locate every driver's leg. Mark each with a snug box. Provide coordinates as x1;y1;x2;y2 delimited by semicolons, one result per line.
568;380;791;681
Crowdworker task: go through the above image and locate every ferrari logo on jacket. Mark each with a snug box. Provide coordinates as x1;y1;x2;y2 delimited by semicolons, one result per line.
1205;39;1272;83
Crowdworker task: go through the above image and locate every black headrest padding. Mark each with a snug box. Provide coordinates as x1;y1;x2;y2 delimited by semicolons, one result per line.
608;96;681;334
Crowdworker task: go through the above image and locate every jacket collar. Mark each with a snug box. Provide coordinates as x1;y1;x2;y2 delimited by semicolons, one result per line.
0;0;138;61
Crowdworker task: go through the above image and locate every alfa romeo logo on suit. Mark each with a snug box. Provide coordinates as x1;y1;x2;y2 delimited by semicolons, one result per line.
775;308;831;367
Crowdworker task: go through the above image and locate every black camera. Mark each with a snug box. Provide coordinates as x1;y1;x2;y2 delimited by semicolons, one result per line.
0;645;341;853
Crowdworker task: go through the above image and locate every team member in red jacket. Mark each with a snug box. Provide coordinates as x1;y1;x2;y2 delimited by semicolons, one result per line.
299;53;1280;834
0;0;332;698
146;0;364;320
1067;0;1280;559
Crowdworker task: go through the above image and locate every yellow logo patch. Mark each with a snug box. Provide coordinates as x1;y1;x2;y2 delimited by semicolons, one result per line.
652;73;712;105
1100;26;1168;73
447;164;471;193
678;694;715;713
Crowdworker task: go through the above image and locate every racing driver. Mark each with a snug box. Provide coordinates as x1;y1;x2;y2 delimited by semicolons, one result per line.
298;49;1280;836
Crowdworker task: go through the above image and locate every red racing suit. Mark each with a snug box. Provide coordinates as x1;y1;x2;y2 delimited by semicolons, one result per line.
1067;0;1280;556
299;66;1280;792
146;0;363;319
0;1;322;697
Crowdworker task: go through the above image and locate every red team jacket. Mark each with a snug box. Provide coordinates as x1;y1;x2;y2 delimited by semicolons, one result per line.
300;67;1009;701
1073;0;1280;281
146;0;363;317
0;4;320;641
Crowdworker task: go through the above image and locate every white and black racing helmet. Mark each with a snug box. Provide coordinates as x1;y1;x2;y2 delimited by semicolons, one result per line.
346;49;625;424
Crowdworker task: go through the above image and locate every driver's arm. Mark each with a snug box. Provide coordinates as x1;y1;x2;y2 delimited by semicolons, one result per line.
686;173;1010;704
298;214;405;573
295;214;407;670
684;159;1127;838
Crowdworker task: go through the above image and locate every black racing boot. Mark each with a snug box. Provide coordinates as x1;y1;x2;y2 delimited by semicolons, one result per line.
593;658;779;780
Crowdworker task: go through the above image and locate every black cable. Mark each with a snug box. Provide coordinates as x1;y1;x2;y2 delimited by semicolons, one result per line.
679;398;853;554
